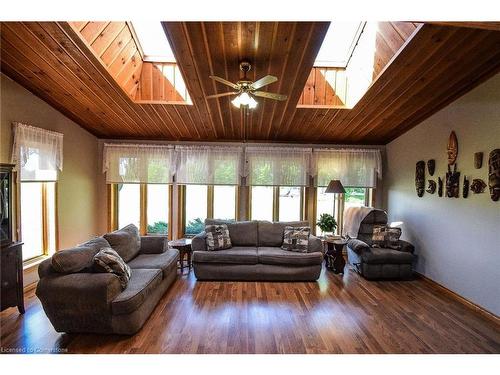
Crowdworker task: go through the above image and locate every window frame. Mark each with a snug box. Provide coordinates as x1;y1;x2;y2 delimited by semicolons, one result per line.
109;183;173;239
249;186;305;222
19;181;58;263
179;184;239;238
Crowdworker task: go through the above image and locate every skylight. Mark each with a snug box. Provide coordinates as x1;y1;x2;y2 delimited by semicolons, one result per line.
131;21;176;62
315;22;365;67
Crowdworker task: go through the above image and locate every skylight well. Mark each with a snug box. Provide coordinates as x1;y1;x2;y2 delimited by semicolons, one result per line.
315;22;364;67
131;21;176;62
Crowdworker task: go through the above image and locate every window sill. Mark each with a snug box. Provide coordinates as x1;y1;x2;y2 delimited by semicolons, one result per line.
23;255;50;271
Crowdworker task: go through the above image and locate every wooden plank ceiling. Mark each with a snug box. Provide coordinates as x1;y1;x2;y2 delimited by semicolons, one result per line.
1;22;500;144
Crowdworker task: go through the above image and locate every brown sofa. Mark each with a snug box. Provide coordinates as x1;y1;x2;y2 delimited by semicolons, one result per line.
36;225;179;335
192;220;324;281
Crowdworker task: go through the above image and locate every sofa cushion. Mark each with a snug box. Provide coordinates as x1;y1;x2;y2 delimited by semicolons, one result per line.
258;221;309;247
372;226;402;249
127;249;179;279
257;247;323;266
205;224;232;251
51;246;98;274
93;247;132;289
111;268;162;315
205;219;258;246
192;247;258;264
103;224;141;262
361;248;414;264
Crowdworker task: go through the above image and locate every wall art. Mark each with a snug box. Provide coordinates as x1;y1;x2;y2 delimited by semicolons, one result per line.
447;131;458;165
488;149;499;201
474;152;483;169
415;161;425;197
446;164;460;198
471;179;487;194
426;180;436;194
427;159;435;176
463;176;470;198
438;177;443;197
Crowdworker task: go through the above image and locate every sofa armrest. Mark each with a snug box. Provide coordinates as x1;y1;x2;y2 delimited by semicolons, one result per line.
38;258;57;278
191;231;207;252
36;272;122;314
140;236;167;254
308;235;324;254
398;239;415;253
347;238;370;254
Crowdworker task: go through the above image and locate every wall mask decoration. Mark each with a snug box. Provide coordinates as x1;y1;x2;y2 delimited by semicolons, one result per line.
470;179;487;194
446;164;460;198
463;176;470;198
427;159;436;176
447;131;458;165
426;180;436;194
438;177;443;197
488;149;500;201
474;152;483;169
415;161;426;197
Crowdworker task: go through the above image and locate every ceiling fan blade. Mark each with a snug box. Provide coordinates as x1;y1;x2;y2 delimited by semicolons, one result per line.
253;91;287;101
251;75;278;90
206;92;238;99
209;75;239;90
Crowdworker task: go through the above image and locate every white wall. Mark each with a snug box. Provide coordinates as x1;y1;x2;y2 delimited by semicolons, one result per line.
384;73;500;316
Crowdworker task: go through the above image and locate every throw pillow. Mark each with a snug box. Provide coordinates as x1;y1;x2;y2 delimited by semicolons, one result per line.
371;226;402;249
282;226;310;252
93;247;131;289
205;224;232;251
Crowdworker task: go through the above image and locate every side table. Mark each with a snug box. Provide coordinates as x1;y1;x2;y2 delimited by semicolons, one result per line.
168;238;192;273
325;239;347;274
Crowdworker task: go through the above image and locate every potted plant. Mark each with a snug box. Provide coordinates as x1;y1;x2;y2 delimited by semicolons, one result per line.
316;213;338;237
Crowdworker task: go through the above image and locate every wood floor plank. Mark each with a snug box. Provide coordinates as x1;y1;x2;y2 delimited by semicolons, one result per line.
1;266;499;354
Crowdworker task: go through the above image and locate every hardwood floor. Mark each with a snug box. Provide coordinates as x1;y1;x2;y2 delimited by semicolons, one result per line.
1;266;499;354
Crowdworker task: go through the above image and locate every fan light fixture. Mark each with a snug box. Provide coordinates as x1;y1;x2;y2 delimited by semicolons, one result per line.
231;92;258;109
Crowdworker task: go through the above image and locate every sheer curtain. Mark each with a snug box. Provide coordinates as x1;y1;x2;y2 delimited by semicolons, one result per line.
244;147;312;186
312;148;382;187
11;122;63;181
175;145;243;185
103;143;175;183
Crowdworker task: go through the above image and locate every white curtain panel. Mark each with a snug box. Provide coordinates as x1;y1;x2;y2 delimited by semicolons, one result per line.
103;143;175;184
11;122;63;181
175;145;243;185
244;147;312;186
312;148;382;187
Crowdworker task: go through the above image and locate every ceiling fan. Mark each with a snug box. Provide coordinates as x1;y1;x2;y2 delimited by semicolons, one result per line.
207;61;287;109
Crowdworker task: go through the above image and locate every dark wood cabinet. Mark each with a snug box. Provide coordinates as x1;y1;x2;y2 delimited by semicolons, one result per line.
1;241;24;313
0;164;24;314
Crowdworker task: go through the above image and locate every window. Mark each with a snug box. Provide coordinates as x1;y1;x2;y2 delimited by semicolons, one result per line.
250;186;304;222
114;183;172;237
250;186;274;221
131;21;176;62
147;184;170;234
315;187;371;236
315;22;365;67
184;185;208;236
118;183;140;229
20;182;56;261
213;185;236;220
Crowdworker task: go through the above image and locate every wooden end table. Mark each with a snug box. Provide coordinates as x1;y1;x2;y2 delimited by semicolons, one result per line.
325;239;347;274
168;238;192;273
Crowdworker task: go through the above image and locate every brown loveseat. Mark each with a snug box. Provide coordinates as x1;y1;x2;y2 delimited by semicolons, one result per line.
192;220;324;281
36;225;179;335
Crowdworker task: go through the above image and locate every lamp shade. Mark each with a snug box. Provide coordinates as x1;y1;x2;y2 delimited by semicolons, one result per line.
325;179;346;194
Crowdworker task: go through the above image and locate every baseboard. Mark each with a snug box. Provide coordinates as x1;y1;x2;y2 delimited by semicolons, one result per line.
415;272;499;324
24;281;37;293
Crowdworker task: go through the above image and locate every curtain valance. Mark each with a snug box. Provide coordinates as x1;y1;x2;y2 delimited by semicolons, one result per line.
11;122;63;181
175;145;243;185
312;148;382;188
103;143;175;184
244;147;312;186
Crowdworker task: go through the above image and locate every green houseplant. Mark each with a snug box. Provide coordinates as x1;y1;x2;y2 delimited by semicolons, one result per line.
316;213;338;236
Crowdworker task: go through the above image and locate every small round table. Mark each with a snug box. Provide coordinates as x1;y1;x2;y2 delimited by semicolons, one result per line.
168;238;192;273
325;239;347;274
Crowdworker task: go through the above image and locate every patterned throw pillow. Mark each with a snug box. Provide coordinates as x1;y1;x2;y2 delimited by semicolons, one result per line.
205;224;232;251
282;226;310;253
372;226;402;249
93;247;131;289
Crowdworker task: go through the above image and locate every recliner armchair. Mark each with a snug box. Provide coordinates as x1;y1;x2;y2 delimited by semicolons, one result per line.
346;209;415;279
